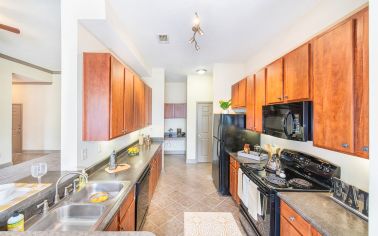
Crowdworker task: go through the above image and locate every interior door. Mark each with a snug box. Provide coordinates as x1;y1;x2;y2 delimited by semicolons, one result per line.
197;103;213;162
12;104;22;153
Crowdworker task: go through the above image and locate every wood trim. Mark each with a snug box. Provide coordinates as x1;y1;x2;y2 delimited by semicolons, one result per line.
12;82;53;85
0;24;20;34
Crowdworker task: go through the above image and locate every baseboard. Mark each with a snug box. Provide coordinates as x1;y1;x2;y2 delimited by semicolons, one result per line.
186;159;197;164
0;162;12;168
164;151;186;155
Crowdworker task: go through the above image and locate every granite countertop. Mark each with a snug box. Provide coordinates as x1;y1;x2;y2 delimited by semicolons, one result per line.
278;192;368;236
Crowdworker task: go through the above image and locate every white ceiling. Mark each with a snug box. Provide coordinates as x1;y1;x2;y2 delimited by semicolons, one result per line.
107;0;321;81
0;0;61;72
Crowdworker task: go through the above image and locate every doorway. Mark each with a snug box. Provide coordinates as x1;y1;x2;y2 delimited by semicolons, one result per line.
12;104;22;154
196;102;213;162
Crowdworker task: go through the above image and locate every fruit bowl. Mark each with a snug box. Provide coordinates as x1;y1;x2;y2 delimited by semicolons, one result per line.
127;146;140;157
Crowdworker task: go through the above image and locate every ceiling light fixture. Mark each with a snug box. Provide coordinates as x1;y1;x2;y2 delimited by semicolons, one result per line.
196;69;207;75
189;12;204;51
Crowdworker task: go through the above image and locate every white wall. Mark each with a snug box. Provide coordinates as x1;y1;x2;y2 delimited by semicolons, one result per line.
186;75;213;162
213;63;245;114
12;76;61;150
243;0;369;191
165;81;187;133
369;0;377;235
0;58;54;165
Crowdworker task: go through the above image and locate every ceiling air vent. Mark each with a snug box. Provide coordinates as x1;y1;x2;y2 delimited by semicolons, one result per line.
158;34;169;44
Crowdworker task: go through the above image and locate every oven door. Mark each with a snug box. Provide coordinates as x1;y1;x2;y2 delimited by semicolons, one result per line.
239;178;276;236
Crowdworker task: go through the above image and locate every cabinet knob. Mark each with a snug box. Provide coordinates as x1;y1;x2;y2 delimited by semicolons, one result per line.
277;97;282;100
362;146;369;152
341;143;349;148
289;216;295;222
284;95;288;99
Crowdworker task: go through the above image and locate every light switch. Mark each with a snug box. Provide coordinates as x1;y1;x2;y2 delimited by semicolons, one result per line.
82;148;88;160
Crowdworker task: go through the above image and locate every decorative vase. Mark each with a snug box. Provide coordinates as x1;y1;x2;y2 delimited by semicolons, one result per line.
222;109;229;114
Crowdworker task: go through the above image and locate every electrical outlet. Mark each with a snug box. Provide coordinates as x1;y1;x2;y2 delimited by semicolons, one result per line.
97;144;102;153
82;148;88;160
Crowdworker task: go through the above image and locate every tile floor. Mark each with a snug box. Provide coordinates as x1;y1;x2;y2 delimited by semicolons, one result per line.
142;154;247;236
12;151;57;165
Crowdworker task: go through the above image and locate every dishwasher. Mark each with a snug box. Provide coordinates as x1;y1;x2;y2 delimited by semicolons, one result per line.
135;164;150;230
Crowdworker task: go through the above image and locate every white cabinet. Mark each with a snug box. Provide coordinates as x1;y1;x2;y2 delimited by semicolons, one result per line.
164;138;186;154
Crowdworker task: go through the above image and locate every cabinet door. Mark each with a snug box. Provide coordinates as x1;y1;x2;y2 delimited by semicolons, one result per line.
124;68;134;134
266;58;284;104
231;83;239;108
164;104;174;118
313;20;355;154
354;9;369;158
255;69;266;132
174;103;187;118
246;76;255;131
144;84;150;127
148;87;152;125
238;78;247;107
120;200;135;231
83;53;111;141
229;163;235;198
280;216;302;236
284;44;311;102
110;56;125;139
133;76;145;130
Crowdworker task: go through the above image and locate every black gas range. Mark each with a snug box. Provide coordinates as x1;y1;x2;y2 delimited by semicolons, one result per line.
238;149;340;236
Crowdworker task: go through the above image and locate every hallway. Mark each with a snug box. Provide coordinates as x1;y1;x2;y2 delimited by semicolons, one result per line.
142;154;246;236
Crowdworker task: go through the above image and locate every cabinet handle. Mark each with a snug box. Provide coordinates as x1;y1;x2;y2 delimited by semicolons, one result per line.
362;146;369;152
277;97;282;100
341;143;349;148
284;95;288;99
289;216;295;222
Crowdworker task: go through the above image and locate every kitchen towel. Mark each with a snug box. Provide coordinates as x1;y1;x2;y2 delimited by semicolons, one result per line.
247;179;259;221
242;172;250;207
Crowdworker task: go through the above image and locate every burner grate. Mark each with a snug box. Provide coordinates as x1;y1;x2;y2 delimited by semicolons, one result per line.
288;178;313;189
264;174;287;188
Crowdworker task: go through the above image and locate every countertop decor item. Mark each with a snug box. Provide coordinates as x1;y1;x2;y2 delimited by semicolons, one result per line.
104;164;130;174
127;146;139;156
219;99;232;113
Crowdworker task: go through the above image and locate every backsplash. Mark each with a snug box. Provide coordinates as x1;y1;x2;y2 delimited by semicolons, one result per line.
261;134;369;191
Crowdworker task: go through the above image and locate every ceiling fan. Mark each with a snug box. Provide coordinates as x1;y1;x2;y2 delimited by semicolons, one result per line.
0;24;20;34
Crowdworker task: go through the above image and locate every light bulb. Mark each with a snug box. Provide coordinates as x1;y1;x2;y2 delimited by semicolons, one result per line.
193;13;200;26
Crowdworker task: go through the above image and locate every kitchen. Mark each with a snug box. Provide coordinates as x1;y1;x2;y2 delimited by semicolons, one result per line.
0;0;377;236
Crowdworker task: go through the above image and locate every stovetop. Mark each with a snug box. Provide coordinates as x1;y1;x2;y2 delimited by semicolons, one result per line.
240;149;340;193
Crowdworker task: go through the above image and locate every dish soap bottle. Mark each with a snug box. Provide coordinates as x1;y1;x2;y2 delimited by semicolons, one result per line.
7;211;24;232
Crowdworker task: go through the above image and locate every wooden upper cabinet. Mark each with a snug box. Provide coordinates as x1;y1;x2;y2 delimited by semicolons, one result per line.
354;9;369;158
124;68;134;134
246;76;255;131
148;86;152;125
238;78;247;107
313;20;355;154
144;84;150;127
110;56;125;139
284;44;311;102
254;69;266;132
231;83;239;108
174;104;187;118
266;58;284;104
164;104;174;118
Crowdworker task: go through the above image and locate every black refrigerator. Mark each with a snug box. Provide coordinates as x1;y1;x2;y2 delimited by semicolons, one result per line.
212;114;260;195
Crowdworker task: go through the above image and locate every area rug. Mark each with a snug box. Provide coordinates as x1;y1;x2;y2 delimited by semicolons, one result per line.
184;212;242;236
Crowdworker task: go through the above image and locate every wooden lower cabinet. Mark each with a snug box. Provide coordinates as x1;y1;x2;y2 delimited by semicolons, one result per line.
280;200;321;236
149;147;163;201
229;156;240;204
105;186;135;231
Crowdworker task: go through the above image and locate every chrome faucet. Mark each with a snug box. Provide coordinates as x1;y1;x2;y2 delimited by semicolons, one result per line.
54;171;88;204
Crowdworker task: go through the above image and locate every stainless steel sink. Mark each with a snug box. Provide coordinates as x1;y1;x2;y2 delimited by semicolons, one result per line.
28;204;106;231
70;182;125;204
26;181;130;231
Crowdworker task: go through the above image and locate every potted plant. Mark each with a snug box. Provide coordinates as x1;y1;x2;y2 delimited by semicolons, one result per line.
219;100;232;114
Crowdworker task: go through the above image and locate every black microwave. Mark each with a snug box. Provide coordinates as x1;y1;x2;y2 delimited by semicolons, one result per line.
262;101;312;141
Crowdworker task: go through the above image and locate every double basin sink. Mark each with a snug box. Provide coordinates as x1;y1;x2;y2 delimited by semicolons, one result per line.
27;181;130;231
